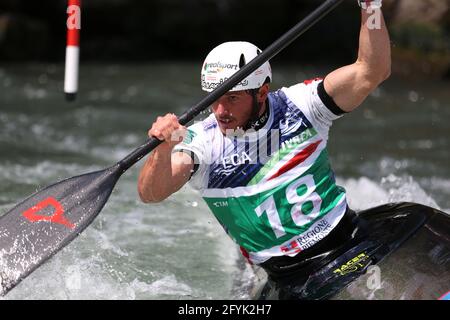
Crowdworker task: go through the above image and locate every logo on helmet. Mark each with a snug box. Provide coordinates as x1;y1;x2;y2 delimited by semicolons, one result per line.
204;62;239;73
201;75;249;91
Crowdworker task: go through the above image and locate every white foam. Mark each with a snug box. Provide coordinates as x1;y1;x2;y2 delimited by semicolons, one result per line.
88;229;129;257
337;174;440;211
338;176;389;210
380;174;439;208
1;247;134;300
130;275;193;298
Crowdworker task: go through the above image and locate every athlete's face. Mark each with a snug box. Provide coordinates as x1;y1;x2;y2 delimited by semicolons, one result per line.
211;85;269;134
211;91;253;133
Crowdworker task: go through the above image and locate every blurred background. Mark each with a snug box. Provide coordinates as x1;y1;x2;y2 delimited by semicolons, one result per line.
0;0;449;300
1;0;449;78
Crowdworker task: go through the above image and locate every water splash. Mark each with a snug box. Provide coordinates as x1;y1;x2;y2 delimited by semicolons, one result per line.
338;174;440;211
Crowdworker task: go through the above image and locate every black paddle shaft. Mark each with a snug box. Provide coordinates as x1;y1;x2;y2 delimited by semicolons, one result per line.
117;0;344;173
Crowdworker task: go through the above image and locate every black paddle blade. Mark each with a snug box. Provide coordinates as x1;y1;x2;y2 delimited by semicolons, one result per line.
0;165;121;296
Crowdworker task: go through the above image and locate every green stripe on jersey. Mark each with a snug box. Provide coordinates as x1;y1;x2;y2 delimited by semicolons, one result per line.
247;128;318;186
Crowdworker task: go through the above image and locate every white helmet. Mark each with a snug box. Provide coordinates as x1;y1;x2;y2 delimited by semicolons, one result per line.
201;41;272;92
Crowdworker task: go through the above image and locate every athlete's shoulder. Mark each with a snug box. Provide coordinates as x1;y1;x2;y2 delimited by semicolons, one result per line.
281;77;323;95
280;77;343;140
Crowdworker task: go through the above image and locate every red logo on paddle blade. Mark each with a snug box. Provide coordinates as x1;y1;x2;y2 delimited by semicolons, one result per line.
22;197;75;230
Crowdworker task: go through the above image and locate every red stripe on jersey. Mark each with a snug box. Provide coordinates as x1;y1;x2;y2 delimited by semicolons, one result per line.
268;140;322;181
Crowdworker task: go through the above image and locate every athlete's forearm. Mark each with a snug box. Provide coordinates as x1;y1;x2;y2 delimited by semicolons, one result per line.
138;146;176;203
323;6;391;111
356;7;391;82
138;113;194;203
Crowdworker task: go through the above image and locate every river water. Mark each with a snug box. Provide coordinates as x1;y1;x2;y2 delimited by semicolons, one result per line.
0;63;449;299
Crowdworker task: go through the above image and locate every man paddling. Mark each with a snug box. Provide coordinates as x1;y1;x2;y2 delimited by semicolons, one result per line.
138;0;391;294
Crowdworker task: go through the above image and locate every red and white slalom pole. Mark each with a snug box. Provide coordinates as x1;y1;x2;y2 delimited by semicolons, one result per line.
64;0;81;101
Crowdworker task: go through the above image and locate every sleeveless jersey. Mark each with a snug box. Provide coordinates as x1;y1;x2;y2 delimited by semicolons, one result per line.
173;79;348;264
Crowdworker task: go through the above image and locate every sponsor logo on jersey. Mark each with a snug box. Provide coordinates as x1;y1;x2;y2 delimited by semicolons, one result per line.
279;107;308;135
182;129;197;145
297;219;332;249
222;151;252;169
281;219;332;254
279;128;315;152
280;240;302;255
212;201;228;208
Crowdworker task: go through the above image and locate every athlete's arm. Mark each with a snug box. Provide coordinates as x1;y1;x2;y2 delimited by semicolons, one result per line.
324;5;391;112
138;114;194;203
